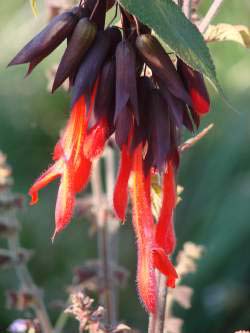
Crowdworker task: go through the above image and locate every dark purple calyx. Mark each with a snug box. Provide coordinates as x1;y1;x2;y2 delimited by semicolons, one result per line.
136;34;192;106
114;40;139;146
52;18;97;92
71;27;121;108
147;89;171;172
8;7;87;74
91;59;116;128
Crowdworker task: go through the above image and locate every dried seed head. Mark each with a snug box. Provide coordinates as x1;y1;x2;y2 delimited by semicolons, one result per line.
52;18;97;92
6;290;36;310
0;151;13;190
0;218;19;237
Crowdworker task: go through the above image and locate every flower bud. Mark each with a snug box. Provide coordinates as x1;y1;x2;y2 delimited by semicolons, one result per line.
177;58;210;115
159;82;184;128
71;27;121;107
91;59;115;127
52;18;97;92
147;89;171;172
114;40;139;146
136;34;191;106
8;7;85;74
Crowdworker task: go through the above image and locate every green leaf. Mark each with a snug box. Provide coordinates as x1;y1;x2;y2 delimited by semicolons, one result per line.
120;0;219;89
30;0;38;16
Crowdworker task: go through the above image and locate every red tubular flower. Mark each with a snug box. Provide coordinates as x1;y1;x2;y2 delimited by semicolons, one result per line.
155;161;176;255
54;162;75;239
113;144;132;221
130;143;157;313
177;58;210;115
29;88;98;237
130;144;178;313
153;247;178;288
84;117;110;159
29;160;63;206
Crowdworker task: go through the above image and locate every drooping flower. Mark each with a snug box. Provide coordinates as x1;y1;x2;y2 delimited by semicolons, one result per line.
10;0;211;313
29;91;97;239
177;58;210;120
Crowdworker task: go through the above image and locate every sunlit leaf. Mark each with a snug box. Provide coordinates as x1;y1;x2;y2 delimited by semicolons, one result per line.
205;24;250;48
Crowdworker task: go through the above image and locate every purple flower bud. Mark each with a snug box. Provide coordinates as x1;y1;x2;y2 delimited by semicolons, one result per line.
91;59;115;128
71;27;121;108
147;89;171;172
114;40;139;147
52;18;97;92
136;34;192;106
159;82;184;128
8;7;87;74
131;76;153;151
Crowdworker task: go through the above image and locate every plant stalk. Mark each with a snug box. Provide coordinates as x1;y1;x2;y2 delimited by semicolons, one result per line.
8;233;52;333
91;151;118;328
148;271;168;333
199;0;224;33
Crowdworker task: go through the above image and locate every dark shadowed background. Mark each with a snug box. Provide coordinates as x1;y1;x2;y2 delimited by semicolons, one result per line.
0;1;250;332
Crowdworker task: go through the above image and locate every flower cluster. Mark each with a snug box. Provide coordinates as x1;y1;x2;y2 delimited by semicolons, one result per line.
9;0;210;313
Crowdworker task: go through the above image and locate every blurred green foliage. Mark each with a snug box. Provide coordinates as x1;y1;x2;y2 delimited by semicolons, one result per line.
0;1;250;332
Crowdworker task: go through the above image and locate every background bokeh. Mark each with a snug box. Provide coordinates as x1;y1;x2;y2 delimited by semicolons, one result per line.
0;1;250;332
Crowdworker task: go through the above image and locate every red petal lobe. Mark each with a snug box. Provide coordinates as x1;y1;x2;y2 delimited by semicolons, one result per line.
113;144;132;221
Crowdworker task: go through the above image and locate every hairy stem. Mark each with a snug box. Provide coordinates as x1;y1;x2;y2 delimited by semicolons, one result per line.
148;271;168;333
148;314;155;333
199;0;224;33
155;273;168;333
